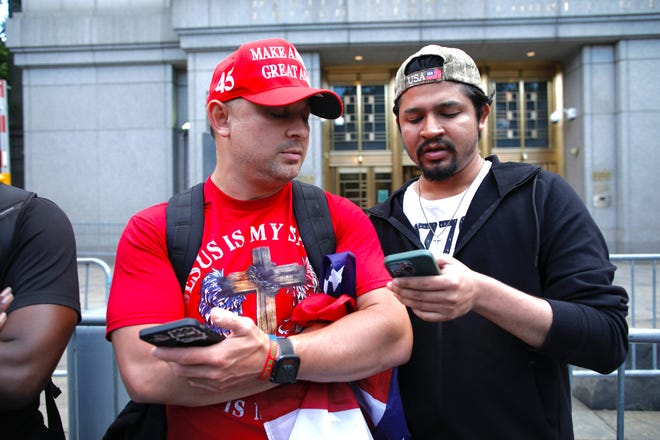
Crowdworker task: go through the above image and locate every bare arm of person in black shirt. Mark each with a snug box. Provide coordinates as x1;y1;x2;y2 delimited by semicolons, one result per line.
0;295;78;410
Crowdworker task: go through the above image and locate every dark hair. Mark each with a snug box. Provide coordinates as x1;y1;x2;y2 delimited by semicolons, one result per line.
392;55;493;121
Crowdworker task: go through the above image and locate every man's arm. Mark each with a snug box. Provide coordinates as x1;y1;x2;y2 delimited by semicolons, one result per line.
291;287;411;382
111;317;279;406
389;255;553;348
389;255;552;347
0;304;78;410
112;287;411;406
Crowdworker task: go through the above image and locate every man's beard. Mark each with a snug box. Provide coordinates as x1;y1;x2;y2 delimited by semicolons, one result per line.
416;139;458;181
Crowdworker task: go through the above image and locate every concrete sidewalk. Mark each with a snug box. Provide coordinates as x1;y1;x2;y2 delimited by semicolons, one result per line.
573;397;660;440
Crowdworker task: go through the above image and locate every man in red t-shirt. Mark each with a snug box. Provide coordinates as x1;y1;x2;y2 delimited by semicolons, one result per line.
106;38;412;439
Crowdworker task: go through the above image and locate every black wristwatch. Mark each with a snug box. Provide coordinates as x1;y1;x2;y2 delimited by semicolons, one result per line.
270;337;300;384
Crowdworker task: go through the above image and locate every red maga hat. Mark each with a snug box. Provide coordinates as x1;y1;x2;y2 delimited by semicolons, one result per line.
207;38;343;119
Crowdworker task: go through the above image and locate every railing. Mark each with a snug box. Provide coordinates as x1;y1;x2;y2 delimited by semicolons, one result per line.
66;311;127;440
616;329;660;440
611;254;658;327
571;328;660;440
76;257;112;309
52;257;112;379
610;254;658;371
59;254;659;438
572;253;659;440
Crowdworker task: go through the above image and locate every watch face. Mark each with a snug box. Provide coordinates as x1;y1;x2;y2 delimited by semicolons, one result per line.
272;356;300;384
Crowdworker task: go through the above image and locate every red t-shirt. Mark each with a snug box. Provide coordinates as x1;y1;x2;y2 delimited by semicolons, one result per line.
106;179;391;439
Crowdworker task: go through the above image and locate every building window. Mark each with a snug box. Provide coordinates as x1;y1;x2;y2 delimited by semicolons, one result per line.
493;80;549;149
331;84;387;151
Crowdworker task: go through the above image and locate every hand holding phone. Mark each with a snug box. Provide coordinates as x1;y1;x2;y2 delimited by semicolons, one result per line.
384;249;441;277
139;318;225;347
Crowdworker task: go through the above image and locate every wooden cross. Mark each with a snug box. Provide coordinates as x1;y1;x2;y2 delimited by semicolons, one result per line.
227;246;306;334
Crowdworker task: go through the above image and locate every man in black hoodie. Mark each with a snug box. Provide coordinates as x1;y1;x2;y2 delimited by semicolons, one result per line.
368;44;629;439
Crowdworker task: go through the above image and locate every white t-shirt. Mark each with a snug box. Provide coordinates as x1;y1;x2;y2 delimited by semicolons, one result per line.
403;160;491;257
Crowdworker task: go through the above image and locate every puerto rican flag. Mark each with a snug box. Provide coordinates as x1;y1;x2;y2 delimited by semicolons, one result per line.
263;252;403;440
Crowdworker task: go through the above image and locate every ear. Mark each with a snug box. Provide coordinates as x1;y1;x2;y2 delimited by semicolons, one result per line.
478;103;491;132
207;100;230;137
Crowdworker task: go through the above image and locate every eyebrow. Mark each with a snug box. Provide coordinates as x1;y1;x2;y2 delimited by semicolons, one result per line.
402;99;462;115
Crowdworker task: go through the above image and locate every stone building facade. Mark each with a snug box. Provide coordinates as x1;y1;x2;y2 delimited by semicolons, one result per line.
6;0;660;253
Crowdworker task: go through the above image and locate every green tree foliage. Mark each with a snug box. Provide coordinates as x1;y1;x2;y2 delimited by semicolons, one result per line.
1;0;7;81
0;40;8;81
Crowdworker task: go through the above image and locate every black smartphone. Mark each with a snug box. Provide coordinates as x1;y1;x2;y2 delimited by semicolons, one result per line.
139;318;225;347
384;249;441;277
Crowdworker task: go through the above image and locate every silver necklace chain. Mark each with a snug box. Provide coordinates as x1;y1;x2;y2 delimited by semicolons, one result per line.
417;179;470;248
416;162;486;250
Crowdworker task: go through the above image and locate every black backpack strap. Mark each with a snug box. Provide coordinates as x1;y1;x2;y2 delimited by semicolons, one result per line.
103;400;166;440
109;185;199;440
165;181;335;290
0;184;36;280
292;180;336;280
44;380;65;439
166;183;205;292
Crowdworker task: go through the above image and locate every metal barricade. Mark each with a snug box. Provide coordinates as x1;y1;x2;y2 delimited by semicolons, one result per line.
610;253;658;370
572;329;660;440
616;329;660;440
76;257;112;310
572;253;659;440
61;258;125;440
66;312;129;440
52;258;113;379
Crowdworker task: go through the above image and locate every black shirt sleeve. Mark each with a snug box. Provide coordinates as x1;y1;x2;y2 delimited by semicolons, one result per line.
4;196;81;320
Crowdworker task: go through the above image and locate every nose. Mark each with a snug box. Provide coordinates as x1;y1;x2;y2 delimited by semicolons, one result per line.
286;116;310;138
420;116;445;139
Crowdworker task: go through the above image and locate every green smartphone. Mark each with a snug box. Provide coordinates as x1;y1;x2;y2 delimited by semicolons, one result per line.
384;249;441;277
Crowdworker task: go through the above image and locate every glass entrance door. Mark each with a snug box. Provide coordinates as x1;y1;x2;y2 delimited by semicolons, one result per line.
489;77;561;173
335;167;392;209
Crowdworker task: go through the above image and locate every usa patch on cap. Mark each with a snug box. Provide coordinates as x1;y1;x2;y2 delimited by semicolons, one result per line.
425;68;443;80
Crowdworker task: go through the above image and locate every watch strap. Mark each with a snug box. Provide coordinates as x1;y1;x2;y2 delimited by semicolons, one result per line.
276;336;294;356
270;337;300;384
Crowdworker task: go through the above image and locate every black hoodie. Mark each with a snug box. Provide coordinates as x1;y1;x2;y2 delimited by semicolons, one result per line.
368;156;629;440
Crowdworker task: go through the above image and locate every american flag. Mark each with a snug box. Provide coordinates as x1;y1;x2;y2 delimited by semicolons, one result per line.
424;68;443;81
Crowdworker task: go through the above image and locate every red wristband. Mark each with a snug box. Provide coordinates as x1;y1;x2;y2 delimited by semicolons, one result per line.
258;335;279;381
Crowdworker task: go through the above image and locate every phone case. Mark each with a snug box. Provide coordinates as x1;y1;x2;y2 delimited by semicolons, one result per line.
384;249;441;277
139;318;225;347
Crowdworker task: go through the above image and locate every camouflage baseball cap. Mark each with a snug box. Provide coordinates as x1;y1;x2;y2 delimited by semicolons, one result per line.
394;44;486;101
